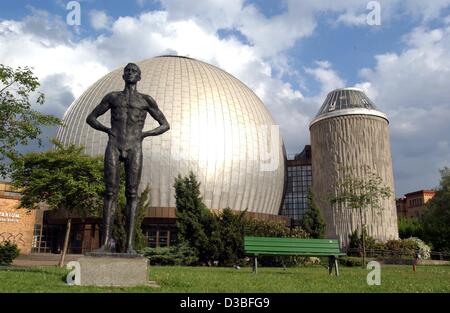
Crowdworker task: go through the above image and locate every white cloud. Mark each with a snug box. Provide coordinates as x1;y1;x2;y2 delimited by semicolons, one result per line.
305;61;346;94
89;10;112;30
355;25;450;194
1;1;450;196
158;0;244;31
0;9;288;121
336;11;367;26
397;0;450;22
37;74;75;118
136;0;146;7
0;6;319;161
445;15;450;24
0;14;109;101
2;7;72;45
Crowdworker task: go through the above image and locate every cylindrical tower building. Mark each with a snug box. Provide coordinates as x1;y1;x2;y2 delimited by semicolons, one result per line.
310;88;398;246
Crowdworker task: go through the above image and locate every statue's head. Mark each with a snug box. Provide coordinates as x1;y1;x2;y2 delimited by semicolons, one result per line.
123;63;141;84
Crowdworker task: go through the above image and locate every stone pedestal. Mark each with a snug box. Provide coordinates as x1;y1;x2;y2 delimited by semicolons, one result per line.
77;253;149;287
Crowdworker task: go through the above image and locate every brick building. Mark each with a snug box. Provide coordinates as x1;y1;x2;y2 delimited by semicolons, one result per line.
0;182;45;254
396;190;436;218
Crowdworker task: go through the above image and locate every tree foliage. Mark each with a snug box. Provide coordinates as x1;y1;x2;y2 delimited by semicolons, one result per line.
329;166;392;265
143;242;199;266
301;189;326;238
134;186;150;251
174;171;221;265
422;167;450;252
113;186;150;253
10;141;104;216
243;218;309;267
112;176;127;253
243;218;307;238
10;142;104;266
0;64;60;177
217;208;246;266
347;228;377;256
330;167;392;213
174;172;310;267
0;241;20;265
398;217;423;239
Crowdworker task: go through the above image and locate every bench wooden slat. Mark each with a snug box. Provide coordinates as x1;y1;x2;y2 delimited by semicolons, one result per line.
245;248;345;255
244;236;346;256
245;237;339;244
246;244;343;250
245;242;341;248
244;236;345;275
246;251;345;256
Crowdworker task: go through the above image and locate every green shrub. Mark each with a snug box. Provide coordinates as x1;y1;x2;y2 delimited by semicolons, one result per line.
301;189;326;238
243;218;308;238
347;228;378;256
398;217;424;239
216;208;245;266
388;238;416;250
255;255;298;267
0;241;20;265
174;172;221;265
243;219;309;267
143;242;198;266
338;256;364;267
112;183;149;253
385;239;416;257
408;237;431;259
174;172;314;267
397;237;431;259
213;210;310;267
421;168;450;253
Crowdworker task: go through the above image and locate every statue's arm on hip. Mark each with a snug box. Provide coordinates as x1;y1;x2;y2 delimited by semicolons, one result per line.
86;93;113;136
141;95;170;139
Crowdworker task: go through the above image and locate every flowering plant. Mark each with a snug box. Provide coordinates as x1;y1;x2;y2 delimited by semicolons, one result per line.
405;237;431;260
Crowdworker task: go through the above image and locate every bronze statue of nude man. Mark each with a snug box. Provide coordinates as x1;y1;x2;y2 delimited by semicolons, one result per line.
86;63;170;254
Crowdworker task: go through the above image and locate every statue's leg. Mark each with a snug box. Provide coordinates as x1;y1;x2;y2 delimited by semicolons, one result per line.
124;146;143;254
98;143;120;253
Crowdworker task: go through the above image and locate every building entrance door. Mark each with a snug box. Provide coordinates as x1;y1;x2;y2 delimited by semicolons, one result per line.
68;224;83;254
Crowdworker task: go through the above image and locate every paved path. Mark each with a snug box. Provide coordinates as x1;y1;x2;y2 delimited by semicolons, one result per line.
13;254;81;267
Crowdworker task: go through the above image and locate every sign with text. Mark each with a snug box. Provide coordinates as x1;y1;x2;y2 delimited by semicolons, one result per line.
0;211;20;223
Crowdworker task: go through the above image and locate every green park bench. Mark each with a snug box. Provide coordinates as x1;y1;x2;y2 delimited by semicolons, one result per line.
244;236;346;275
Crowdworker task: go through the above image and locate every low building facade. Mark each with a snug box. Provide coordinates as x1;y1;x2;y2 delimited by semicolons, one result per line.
0;182;44;254
0;182;288;255
396;190;436;218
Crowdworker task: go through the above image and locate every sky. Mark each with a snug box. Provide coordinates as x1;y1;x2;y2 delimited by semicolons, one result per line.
0;0;449;197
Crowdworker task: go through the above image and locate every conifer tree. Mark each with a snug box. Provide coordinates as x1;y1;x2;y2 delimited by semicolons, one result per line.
302;189;326;239
174;172;220;264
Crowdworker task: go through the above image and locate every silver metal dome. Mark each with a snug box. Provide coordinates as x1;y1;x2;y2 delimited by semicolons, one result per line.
56;56;285;215
309;88;388;127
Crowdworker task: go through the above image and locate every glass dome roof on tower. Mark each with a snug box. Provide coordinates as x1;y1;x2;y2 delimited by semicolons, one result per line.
309;87;388;127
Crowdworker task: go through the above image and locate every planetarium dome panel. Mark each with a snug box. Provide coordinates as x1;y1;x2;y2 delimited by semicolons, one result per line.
56;56;285;215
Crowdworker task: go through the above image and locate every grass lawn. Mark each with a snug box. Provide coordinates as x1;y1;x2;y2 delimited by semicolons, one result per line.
0;264;448;293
